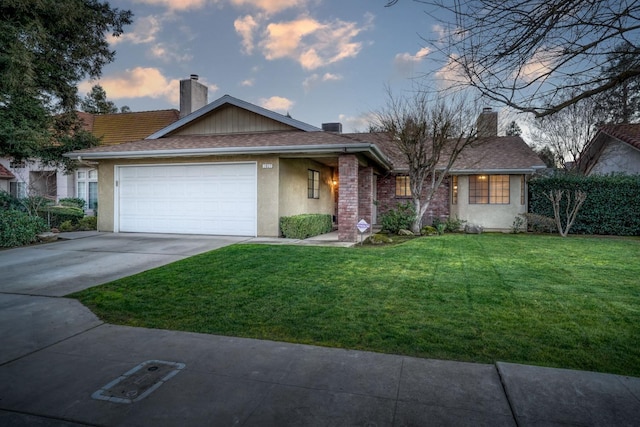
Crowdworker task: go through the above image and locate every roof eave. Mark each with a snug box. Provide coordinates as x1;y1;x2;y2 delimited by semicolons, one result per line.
64;143;394;170
448;167;546;175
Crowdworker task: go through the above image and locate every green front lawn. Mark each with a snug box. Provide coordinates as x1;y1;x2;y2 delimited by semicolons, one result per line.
70;234;640;376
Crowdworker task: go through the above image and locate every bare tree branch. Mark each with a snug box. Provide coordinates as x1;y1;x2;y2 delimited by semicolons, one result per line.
373;89;479;233
389;0;640;118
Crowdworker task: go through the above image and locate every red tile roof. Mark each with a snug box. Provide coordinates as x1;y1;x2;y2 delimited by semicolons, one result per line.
598;124;640;151
78;110;180;145
76;112;94;132
576;123;640;174
0;164;15;179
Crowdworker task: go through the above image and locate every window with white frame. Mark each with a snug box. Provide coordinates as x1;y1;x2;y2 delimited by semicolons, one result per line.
77;169;98;209
10;181;26;198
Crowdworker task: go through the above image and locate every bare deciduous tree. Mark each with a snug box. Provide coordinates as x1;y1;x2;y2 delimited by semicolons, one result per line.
545;189;587;237
373;89;479;234
529;88;604;169
385;0;640;119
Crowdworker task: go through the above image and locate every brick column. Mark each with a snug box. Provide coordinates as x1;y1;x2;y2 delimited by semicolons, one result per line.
338;154;359;242
358;167;373;225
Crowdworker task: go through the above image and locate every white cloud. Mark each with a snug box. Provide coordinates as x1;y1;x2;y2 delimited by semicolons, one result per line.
302;72;342;91
108;15;162;46
240;78;255;86
394;47;430;65
434;54;468;88
338;112;377;133
518;47;561;82
259;96;294;112
230;0;307;14
150;43;194;62
259;14;372;70
79;67;218;106
394;47;430;75
234;15;260;54
134;0;212;11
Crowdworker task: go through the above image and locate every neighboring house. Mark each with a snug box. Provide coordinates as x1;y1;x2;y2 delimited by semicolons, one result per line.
0;108;179;213
0;164;16;194
576;124;640;175
65;77;546;241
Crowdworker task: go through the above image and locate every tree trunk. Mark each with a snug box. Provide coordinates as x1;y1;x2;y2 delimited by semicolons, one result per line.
411;196;422;234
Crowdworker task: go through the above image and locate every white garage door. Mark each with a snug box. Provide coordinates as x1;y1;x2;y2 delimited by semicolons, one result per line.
117;163;257;236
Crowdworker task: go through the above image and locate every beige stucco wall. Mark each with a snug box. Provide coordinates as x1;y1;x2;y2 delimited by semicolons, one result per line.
95;155;282;236
450;175;527;231
278;159;335;221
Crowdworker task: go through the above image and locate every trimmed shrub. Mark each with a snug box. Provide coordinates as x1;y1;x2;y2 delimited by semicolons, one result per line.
58;220;75;232
366;233;393;245
420;225;437;236
0;210;48;247
529;173;640;235
77;216;97;231
432;215;467;233
380;202;415;234
37;205;84;229
280;214;332;239
59;198;86;209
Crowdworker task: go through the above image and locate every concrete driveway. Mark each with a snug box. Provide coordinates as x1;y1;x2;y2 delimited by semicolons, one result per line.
0;232;248;297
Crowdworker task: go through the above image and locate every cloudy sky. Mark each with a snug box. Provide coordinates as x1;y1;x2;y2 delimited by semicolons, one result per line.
80;0;457;132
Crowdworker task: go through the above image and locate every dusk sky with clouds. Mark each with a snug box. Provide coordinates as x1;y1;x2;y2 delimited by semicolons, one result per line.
79;0;456;132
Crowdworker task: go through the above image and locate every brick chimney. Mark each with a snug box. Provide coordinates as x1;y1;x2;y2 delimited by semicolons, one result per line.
179;74;208;118
476;107;498;138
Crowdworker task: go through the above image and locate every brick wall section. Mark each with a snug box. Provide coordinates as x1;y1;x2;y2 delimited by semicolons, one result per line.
376;174;450;226
358;167;373;225
338;154;359;241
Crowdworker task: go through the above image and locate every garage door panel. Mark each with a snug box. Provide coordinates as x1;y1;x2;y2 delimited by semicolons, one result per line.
118;164;256;236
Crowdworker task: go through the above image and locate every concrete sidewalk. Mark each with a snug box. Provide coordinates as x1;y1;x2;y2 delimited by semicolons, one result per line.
0;294;639;427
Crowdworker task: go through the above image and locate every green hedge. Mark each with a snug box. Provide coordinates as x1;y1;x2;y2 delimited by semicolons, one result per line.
59;198;86;209
37;205;84;229
529;174;640;235
0;210;48;247
280;214;333;239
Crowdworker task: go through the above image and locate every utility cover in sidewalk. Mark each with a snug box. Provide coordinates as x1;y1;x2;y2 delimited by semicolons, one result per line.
92;360;185;404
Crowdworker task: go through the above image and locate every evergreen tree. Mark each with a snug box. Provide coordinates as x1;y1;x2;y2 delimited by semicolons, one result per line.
0;0;132;170
595;42;640;124
80;85;118;114
506;121;522;136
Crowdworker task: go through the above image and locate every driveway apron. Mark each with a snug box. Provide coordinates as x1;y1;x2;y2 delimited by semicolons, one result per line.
0;233;248;296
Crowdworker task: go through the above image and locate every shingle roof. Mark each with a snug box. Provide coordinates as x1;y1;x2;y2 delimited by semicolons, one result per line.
80;110;179;145
64;130;393;169
344;132;546;172
67;129;545;173
0;164;15;179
